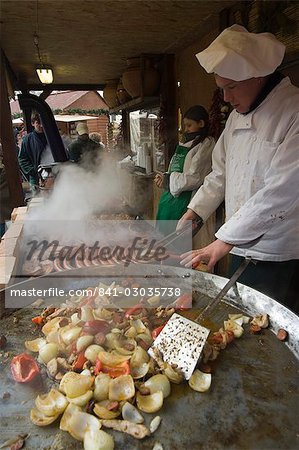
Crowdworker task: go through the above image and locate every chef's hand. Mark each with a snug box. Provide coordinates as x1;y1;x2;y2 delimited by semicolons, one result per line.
180;239;233;272
154;172;164;188
176;209;199;231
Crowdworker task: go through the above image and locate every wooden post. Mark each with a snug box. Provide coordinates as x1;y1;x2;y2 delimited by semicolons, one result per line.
0;50;24;207
160;54;177;167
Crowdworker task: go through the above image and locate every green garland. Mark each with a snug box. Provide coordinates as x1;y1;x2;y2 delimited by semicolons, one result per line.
53;108;109;116
12;108;109;120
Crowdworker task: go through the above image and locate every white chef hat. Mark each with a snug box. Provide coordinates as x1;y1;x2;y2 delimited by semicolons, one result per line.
76;122;89;135
196;24;286;81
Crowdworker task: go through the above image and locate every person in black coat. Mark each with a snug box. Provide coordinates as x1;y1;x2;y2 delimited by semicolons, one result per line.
18;111;47;189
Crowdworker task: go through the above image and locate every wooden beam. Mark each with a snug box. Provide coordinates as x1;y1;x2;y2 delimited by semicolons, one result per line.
0;50;24;207
26;83;105;91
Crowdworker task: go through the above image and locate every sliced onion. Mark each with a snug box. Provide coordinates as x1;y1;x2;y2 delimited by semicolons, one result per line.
114;339;136;356
130;362;149;379
80;306;95;322
25;337;47;352
35;388;68;416
130;319;147;334
30;407;60;426
67;389;93;406
84;344;105;364
61;326;82;345
77;335;94;352
93;308;113;321
144;374;171;398
68;411;101;441
124;326;137;339
163;365;184;384
108;375;135;401
71;312;81;324
39;342;59;364
122;401;144;424
130;346;149;366
188;369;212;392
135;333;153;346
104;333;120;350
60;403;82;431
59;372;94;398
42;317;63;336
84;428;114;450
46;330;60;344
136;391;163;413
98;351;130;367
94;373;111;402
224;319;244;338
94;400;121;419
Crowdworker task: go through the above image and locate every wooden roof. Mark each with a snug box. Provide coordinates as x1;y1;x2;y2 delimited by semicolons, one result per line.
1;0;235;90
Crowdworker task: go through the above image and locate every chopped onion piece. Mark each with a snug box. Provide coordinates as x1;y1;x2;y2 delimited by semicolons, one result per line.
122;402;144;424
30;407;60;426
35;388;68;416
60;403;81;431
84;344;105;363
84;428;114;450
136;391;163;413
59;372;94;398
39;342;59;364
94;400;121;419
224;319;244;338
25;337;46;352
189;369;212;392
98;351;130;367
94;373;111;402
144;374;171;398
68;411;101;441
67;390;93;406
77;335;94;352
108;375;135;401
61;326;82;345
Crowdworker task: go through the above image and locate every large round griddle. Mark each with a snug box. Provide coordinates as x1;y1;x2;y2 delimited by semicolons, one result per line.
0;264;298;449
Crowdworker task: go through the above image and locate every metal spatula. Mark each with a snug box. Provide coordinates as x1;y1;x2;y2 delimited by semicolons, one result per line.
149;257;253;380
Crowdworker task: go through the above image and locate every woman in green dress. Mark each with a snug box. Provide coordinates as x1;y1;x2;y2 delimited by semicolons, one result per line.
155;105;215;236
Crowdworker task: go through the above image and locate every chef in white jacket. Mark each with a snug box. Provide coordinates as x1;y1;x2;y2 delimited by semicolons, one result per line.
180;25;299;308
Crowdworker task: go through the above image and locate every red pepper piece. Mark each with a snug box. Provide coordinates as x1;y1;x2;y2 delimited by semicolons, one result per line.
151;323;166;339
10;353;40;383
94;358;102;375
72;351;87;371
31;316;44;325
175;293;192;310
94;359;130;378
124;304;144;319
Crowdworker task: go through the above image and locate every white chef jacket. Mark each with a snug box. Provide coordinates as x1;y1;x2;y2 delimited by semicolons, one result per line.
188;77;299;261
169;137;215;197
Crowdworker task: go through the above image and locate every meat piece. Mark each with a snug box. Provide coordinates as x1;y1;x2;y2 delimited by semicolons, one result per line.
277;328;288;341
94;332;106;345
250;324;262;334
101;419;150;439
